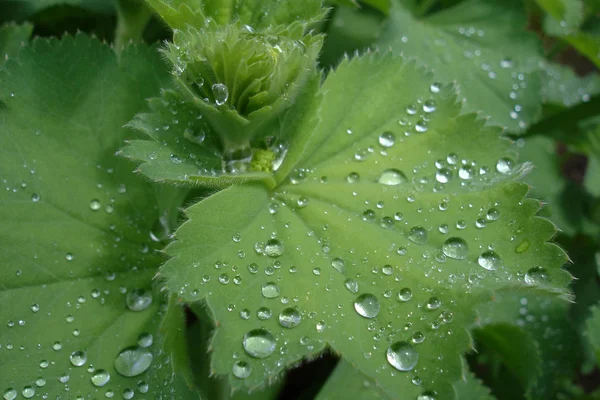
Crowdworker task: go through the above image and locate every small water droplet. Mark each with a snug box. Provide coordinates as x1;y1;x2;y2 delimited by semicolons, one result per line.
212;83;229;106
137;332;153;348
264;239;284;257
378;131;396;148
257;307;272;320
425;297;441;310
126;289;153;311
346;172;360;183
478;251;501;270
408;227;428;245
261;282;280;298
279;307;302;328
386;341;419;371
344;278;359;293
496;158;514;174
354;293;380;318
21;387;35;399
398;288;413;301
114;346;153;377
89;199;101;211
331;258;346;274
524;266;548;285
243;329;276;358
91;370;111;387
378;169;407;186
441;237;468;259
435;168;452;183
232;360;252;379
70;350;87;367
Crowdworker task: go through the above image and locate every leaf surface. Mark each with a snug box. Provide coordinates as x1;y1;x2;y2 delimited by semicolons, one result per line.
376;0;543;132
0;22;32;62
160;53;571;399
586;304;600;365
0;35;197;399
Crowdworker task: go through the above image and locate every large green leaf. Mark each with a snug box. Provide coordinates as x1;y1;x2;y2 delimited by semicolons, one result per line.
0;35;197;399
540;62;600;108
160;53;571;399
376;0;544;133
585;304;600;365
0;22;32;62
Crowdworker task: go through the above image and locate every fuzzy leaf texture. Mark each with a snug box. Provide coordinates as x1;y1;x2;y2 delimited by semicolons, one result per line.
155;53;572;400
0;35;197;399
376;0;544;133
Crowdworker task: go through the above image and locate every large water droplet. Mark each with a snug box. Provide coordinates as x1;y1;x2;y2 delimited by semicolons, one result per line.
89;199;101;211
90;370;110;387
425;297;441;310
496;158;514;174
478;250;501;270
378;169;408;186
441;237;468;259
331;258;346;273
114;346;153;377
524;266;548;285
264;239;284;258
69;350;87;367
408;227;428;245
21;387;35;399
279;307;302;328
354;293;380;318
398;288;413;301
386;341;419;371
232;360;252;379
257;307;272;320
212;83;229;106
344;278;359;293
126;289;153;311
3;389;17;400
243;329;276;358
417;391;437;400
261;282;280;298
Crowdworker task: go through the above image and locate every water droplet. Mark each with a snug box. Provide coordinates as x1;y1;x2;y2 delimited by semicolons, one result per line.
30;304;39;313
91;370;111;387
430;83;441;93
344;278;359;293
346;172;360;183
52;341;62;351
378;169;407;186
34;378;45;387
435;168;452;183
264;239;284;257
261;282;280;298
417;390;437;400
279;307;302;328
496;158;514;174
316;321;326;332
354;293;380;318
232;360;252;379
408;226;428;245
478;251;501;271
138;332;153;348
3;389;17;400
458;166;474;180
386;341;419;371
486;208;500;221
412;332;425;344
212;83;229;106
378;131;395;148
331;258;346;273
126;289;153;311
441;237;468;259
525;266;549;285
243;329;276;358
114;346;153;377
21;387;35;399
31;193;40;202
89;199;101;211
382;265;393;275
70;350;87;366
423;100;437;113
257;307;272;320
425;297;441;310
398;288;413;301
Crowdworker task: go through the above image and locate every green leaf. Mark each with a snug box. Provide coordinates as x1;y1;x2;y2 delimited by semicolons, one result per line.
160;53;571;399
376;0;544;133
0;35;198;399
328;0;391;15
1;0;116;21
315;360;392;400
0;22;32;62
540;62;600;108
535;0;584;30
453;372;496;400
586;304;600;366
474;323;541;392
144;0;326;32
475;289;581;398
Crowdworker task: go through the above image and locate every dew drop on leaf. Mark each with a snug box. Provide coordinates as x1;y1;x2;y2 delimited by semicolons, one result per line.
21;387;34;399
261;282;280;298
378;131;396;148
279;307;302;328
354;293;380;318
257;307;272;320
3;388;17;400
232;360;252;379
212;83;229;106
331;258;346;273
346;172;360;183
89;199;101;211
435;168;452;183
425;297;441;310
90;370;110;387
377;169;408;186
478;250;501;270
69;350;87;367
243;328;276;358
344;278;359;293
264;239;284;257
496;158;514;174
408;226;428;245
125;289;153;311
524;266;549;285
399;288;413;301
441;237;469;259
417;391;437;400
137;332;153;348
386;341;419;371
114;346;153;377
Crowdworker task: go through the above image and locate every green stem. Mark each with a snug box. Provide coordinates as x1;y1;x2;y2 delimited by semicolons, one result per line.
115;0;152;54
415;0;438;17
